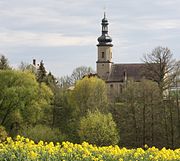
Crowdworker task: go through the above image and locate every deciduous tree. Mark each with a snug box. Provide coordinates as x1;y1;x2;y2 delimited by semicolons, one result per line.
78;110;119;146
72;76;108;116
0;70;53;134
143;46;179;96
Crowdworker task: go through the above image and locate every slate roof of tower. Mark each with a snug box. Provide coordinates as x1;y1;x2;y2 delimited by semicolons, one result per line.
107;63;146;82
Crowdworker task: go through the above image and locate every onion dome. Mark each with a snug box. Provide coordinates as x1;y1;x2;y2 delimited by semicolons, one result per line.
97;12;113;46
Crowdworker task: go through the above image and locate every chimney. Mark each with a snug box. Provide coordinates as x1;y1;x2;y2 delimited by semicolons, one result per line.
33;59;36;66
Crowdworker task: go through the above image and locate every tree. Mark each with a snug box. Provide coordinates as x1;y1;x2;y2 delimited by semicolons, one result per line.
54;76;108;142
78;110;119;146
72;76;108;116
45;72;59;92
19;124;66;143
18;61;37;74
143;46;179;96
0;70;53;135
71;66;94;83
58;76;73;89
0;55;11;70
0;126;8;141
36;60;47;83
111;79;167;148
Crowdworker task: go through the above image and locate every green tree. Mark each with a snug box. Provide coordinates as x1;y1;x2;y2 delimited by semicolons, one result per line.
78;110;119;146
19;124;66;143
0;55;10;70
72;76;108;116
37;60;47;83
0;70;53;135
111;79;164;148
0;126;8;142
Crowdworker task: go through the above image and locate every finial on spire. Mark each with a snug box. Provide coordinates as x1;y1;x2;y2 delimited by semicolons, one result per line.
103;4;106;18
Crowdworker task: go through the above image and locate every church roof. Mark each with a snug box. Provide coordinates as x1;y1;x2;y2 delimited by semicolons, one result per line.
107;63;145;82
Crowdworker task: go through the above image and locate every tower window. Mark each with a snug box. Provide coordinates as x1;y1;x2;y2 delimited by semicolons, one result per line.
102;52;105;58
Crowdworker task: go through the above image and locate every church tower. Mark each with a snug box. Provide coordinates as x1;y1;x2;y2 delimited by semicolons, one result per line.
96;13;113;80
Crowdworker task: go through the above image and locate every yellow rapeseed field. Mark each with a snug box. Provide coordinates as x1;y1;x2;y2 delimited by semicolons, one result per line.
0;135;179;161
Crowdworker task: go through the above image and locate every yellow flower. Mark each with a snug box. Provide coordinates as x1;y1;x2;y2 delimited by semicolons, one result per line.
29;151;38;159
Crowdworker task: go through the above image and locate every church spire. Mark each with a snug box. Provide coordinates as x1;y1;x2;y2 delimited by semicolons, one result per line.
97;12;113;46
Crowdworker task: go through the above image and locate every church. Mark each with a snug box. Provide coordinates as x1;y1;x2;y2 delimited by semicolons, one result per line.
96;13;147;99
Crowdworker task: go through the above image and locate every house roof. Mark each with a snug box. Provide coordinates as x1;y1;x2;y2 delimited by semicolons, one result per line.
107;63;145;82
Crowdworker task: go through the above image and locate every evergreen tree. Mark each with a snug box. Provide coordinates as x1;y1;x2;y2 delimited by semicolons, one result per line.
0;55;10;70
46;72;58;91
37;60;47;83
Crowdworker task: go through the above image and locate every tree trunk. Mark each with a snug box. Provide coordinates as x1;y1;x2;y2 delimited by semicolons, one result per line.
131;103;138;146
143;103;146;146
151;105;154;146
163;102;169;147
1;107;11;126
169;103;174;149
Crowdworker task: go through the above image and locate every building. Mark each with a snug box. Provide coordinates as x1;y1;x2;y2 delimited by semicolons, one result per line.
96;13;147;99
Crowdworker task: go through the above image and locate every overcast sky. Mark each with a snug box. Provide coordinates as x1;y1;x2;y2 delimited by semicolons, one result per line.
0;0;180;77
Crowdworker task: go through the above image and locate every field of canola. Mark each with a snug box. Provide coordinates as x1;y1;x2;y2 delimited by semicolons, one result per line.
0;136;180;161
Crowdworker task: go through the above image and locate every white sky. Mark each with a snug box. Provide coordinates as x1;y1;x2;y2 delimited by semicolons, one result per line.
0;0;180;77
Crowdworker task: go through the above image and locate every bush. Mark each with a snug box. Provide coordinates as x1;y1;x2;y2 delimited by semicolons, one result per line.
78;110;119;146
0;126;8;142
19;124;66;143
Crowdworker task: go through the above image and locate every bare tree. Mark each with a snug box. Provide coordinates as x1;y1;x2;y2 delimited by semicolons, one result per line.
143;46;179;96
71;66;94;83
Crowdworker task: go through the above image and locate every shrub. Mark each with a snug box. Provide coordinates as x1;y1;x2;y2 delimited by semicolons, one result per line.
19;124;66;143
78;110;119;146
0;126;8;142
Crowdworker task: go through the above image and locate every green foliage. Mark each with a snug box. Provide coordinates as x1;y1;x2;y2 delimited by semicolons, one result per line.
111;79;180;148
72;76;108;116
53;77;108;143
0;70;53;134
19;125;66;143
52;89;80;142
78;110;119;146
36;61;47;83
0;126;8;142
0;55;10;70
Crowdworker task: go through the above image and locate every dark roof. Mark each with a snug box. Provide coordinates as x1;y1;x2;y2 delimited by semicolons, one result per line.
82;73;98;79
107;63;146;82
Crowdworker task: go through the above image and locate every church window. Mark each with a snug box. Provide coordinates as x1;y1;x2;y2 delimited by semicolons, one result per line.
110;84;113;88
102;52;105;58
120;84;123;93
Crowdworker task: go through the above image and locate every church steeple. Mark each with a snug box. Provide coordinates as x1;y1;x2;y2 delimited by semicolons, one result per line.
96;13;113;80
97;12;113;46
